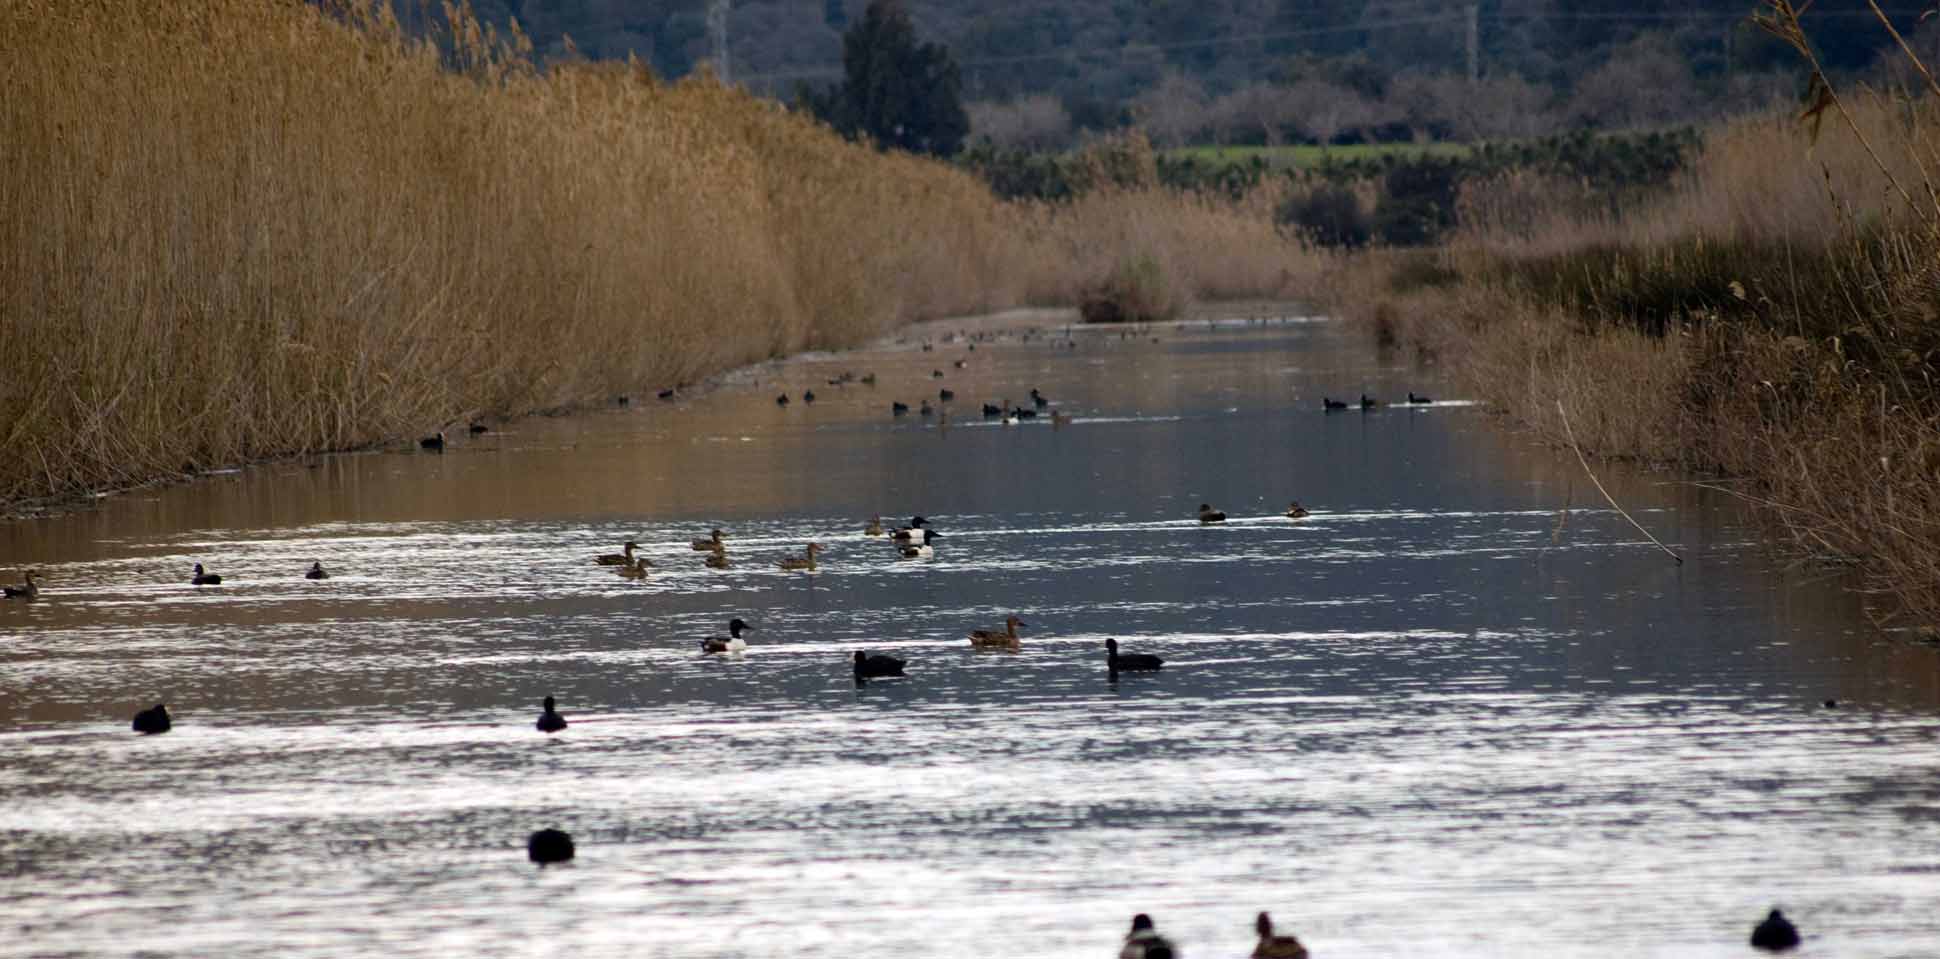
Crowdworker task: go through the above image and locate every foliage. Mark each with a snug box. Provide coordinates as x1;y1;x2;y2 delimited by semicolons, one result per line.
801;0;968;157
1277;184;1371;249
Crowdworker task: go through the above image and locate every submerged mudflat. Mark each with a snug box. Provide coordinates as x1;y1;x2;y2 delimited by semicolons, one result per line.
3;308;1938;958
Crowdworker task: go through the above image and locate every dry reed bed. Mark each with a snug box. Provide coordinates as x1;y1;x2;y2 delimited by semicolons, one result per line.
1328;90;1940;628
0;0;1309;508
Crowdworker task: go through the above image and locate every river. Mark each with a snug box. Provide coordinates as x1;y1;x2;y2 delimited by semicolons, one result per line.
3;307;1937;958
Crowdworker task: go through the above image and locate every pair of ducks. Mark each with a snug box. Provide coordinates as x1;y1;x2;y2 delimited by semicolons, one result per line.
864;516;940;558
1197;503;1312;523
595;541;654;578
1120;912;1307;959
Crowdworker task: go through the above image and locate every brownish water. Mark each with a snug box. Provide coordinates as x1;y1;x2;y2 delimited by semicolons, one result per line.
2;307;1938;957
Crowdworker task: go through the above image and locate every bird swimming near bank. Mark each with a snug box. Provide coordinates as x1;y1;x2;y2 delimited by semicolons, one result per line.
594;541;641;566
1030;388;1049;408
853;650;907;684
776;393;790;406
778;543;823;571
1198;503;1227;524
865;516;885;537
892;401;909;416
691;529;726;551
931;370;944;378
468;422;490;435
1118;914;1176;959
190;563;222;586
982;402;1002;418
701;618;752;655
804;389;816;404
305;562;329;580
898;528;941;559
920;400;934;417
969;615;1026;651
535;696;568;733
527;828;574;865
1285;501;1310;519
1322;397;1348;411
939;388;954;402
1750;909;1801;952
1251;912;1309;959
1408;391;1433;404
658;388;677;400
1359;393;1380;409
419;431;445;451
132;703;172;735
1106;638;1164;675
3;570;38;599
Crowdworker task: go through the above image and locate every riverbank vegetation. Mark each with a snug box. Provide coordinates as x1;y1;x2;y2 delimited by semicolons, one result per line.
1326;4;1940;629
0;0;1303;509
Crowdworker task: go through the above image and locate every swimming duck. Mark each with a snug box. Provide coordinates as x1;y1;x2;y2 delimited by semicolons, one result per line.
658;388;677;400
953;359;967;369
1106;638;1164;674
898;528;941;559
891;401;909;416
864;516;885;537
853;650;907;683
939;388;954;401
701;618;752;655
1198;503;1227;524
132;703;172;735
981;403;1002;418
1030;388;1049;408
803;390;816;404
920;400;934;417
776;393;790;406
861;373;877;385
1010;407;1037;420
305;562;329;580
2;570;38;599
1252;913;1309;959
691;529;726;551
931;370;944;378
594;541;641;566
468;422;490;434
969;615;1026;651
536;696;567;733
616;394;630;406
1322;397;1348;411
191;563;223;585
527;828;574;865
778;543;823;571
704;550;731;569
1750;909;1800;951
1285;501;1310;519
1408;391;1433;404
1359;393;1380;409
616;556;650;578
1118;914;1176;959
891;517;928;541
419;431;445;451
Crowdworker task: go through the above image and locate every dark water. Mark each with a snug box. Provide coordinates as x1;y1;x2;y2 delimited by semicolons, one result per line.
3;308;1938;958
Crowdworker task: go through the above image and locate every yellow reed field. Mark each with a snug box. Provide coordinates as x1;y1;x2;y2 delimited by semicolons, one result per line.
0;0;1313;506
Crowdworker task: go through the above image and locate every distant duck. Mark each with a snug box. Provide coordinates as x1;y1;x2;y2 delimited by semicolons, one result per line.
701;618;752;655
1106;637;1164;674
616;556;650;578
1010;407;1037;420
527;828;574;865
939;388;955;401
898;528;941;559
860;373;877;385
953;359;967;369
1001;408;1018;425
1408;391;1434;404
2;570;38;599
931;370;944;378
1750;909;1800;951
892;401;910;416
1359;393;1380;409
1322;397;1348;411
1198;503;1227;524
704;550;731;569
1119;914;1176;959
853;650;907;684
1285;501;1310;519
691;529;726;551
615;394;630;406
595;541;641;566
865;515;885;537
803;390;816;404
536;696;567;733
969;615;1026;651
467;422;490;435
305;562;329;580
190;563;222;586
892;517;928;541
419;431;445;451
658;388;677;400
981;403;1002;417
1030;388;1049;408
1252;912;1309;959
131;703;172;735
920;400;934;417
778;543;823;571
776;393;790;406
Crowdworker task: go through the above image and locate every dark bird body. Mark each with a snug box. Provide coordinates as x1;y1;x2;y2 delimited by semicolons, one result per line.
1407;391;1433;404
3;571;38;599
1252;912;1309;959
419;431;445;451
191;563;222;586
854;651;907;684
1106;638;1164;674
528;828;574;865
536;696;567;733
132;703;171;735
1322;397;1348;411
1198;503;1227;524
1751;909;1800;951
305;562;329;580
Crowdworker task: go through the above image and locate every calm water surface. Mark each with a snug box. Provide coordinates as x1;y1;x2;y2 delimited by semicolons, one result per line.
3;308;1939;958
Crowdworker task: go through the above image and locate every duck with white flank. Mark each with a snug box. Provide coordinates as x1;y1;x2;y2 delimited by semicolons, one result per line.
1106;638;1164;675
701;618;752;655
132;703;172;735
891;517;928;542
898;528;941;559
690;529;726;551
594;541;641;566
305;562;329;580
1359;393;1380;409
190;563;223;585
853;651;907;685
2;570;38;599
1252;913;1309;959
864;515;885;537
969;615;1026;651
1408;391;1434;404
778;543;823;572
536;696;567;733
1118;914;1176;959
1285;501;1310;519
1198;503;1227;524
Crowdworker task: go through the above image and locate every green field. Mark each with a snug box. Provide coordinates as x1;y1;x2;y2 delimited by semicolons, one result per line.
1165;142;1473;169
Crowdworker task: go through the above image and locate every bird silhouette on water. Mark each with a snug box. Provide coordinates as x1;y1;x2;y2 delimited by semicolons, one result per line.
132;703;171;735
536;696;567;734
1118;914;1176;959
527;828;574;865
3;570;38;599
854;651;907;686
191;563;222;586
1252;912;1309;958
305;562;329;580
1106;638;1164;678
419;431;445;451
1750;908;1800;952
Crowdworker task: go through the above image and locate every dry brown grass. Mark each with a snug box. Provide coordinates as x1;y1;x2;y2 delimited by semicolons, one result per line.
0;0;1312;507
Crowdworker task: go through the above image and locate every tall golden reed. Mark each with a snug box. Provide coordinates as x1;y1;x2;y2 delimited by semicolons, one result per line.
0;0;1310;506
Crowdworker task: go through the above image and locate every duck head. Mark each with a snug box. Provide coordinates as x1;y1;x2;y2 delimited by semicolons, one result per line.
728;617;751;637
1130;914;1155;932
542;696;556;711
1256;912;1275;936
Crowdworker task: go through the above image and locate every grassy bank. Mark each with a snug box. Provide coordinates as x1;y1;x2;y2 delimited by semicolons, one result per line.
0;0;1307;510
1327;80;1940;629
